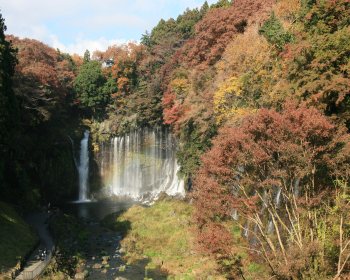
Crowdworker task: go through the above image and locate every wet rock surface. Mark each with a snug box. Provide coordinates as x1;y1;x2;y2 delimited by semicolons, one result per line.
80;220;126;279
54;202;168;280
77;218;166;280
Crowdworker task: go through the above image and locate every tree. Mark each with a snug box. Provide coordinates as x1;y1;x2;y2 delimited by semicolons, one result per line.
210;0;231;9
74;60;108;116
2;35;80;205
200;1;209;15
176;8;203;40
182;0;275;66
7;36;75;124
213;27;272;124
0;13;18;151
278;0;350;127
193;102;350;278
141;31;152;48
83;49;90;63
259;12;294;51
0;13;18;199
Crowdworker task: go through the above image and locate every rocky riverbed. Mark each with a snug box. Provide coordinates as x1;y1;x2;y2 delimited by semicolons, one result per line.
41;212;166;280
76;219;146;280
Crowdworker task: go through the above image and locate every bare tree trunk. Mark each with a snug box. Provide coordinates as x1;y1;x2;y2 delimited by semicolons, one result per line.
334;215;350;280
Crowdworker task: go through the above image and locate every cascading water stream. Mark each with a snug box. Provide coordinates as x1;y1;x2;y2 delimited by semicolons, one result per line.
275;187;282;207
243;222;249;238
294;178;300;197
231;209;238;220
267;187;282;234
97;128;185;201
78;130;90;201
67;136;78;170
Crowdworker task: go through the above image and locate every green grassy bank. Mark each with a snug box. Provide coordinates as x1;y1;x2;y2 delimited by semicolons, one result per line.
0;201;38;274
102;199;223;279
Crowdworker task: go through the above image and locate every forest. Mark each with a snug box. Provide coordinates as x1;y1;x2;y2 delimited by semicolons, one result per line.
0;0;350;279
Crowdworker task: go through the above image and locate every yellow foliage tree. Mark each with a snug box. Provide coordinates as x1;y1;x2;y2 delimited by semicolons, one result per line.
213;27;272;124
169;77;190;98
273;0;301;27
215;26;271;83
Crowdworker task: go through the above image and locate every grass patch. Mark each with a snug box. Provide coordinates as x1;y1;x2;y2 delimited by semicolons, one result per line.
226;221;270;279
103;199;225;279
50;213;88;244
100;210;131;236
48;213;89;277
0;201;38;273
247;262;264;273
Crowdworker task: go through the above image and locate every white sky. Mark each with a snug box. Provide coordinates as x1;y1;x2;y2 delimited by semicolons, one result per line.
0;0;217;55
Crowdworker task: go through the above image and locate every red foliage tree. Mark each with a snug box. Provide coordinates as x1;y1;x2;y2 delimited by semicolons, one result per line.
183;0;275;67
7;36;76;123
193;101;350;276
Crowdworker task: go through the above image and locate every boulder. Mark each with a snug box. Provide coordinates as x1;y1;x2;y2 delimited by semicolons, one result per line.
101;255;110;262
119;248;125;254
118;265;126;272
92;263;103;269
74;270;89;279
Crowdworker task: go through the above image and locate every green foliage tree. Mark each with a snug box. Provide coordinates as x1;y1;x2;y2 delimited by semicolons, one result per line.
0;13;18;152
74;60;109;116
279;0;350;127
200;1;209;14
177;121;216;179
148;18;178;47
259;12;294;51
301;0;350;34
176;8;202;39
140;31;152;48
210;0;231;9
0;13;19;200
83;49;90;63
102;76;117;98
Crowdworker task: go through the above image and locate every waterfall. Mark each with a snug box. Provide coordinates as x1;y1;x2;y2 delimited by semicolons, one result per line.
267;187;282;233
275;187;282;207
267;219;274;234
98;128;185;201
67;136;78;169
231;209;238;220
78;130;90;201
243;222;249;238
294;178;300;197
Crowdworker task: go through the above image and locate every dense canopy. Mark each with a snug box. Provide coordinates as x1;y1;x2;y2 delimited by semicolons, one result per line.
1;0;350;278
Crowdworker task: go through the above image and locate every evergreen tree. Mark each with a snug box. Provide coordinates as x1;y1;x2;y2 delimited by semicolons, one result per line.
259;12;294;51
141;31;152;48
0;13;18;198
200;1;209;15
0;13;18;149
210;0;231;9
83;49;90;63
74;60;108;116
